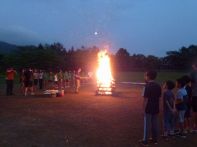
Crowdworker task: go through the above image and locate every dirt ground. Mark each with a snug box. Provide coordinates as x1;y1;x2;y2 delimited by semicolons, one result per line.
0;84;197;147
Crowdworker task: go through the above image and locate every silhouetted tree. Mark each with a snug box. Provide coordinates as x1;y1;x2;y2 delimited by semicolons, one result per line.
115;48;130;71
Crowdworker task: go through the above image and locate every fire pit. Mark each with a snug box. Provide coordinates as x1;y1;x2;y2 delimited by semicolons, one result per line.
96;50;115;95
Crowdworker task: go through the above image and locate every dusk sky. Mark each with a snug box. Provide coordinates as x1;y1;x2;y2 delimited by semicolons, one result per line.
0;0;197;56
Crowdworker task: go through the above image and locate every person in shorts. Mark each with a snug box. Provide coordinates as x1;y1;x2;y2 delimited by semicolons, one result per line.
181;75;192;133
24;68;34;96
162;80;176;138
190;63;197;131
175;78;188;137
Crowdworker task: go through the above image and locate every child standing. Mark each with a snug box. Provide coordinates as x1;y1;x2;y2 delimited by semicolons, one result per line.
163;80;176;138
139;70;162;146
175;78;188;138
181;75;192;133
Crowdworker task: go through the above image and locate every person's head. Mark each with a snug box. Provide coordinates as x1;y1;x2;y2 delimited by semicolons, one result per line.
164;80;175;90
176;78;186;88
144;70;157;82
192;63;197;71
181;75;191;85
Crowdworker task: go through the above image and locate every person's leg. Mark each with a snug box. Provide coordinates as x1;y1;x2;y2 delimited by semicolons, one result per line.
75;80;79;93
77;80;80;93
29;81;34;95
60;79;63;90
30;86;34;95
193;112;197;130
143;113;151;143
163;112;170;136
39;79;43;89
169;112;175;135
6;80;10;95
179;111;186;134
151;114;159;142
8;80;12;95
186;117;192;132
33;80;37;93
192;97;197;130
73;79;76;89
24;87;28;96
24;81;30;96
10;80;13;95
68;80;70;87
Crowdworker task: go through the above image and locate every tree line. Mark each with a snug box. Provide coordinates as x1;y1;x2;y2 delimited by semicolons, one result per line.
0;43;197;72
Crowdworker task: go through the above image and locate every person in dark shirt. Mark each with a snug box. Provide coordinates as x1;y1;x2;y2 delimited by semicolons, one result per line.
23;68;34;96
139;70;162;146
190;63;197;131
162;80;175;137
181;75;192;133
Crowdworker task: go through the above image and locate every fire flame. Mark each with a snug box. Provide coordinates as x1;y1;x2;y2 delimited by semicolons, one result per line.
96;50;114;95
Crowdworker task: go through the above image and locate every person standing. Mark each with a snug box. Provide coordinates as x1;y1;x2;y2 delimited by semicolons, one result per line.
39;70;44;90
162;80;176;138
43;70;48;90
48;71;54;89
24;68;34;96
54;72;59;88
33;69;39;92
71;70;76;90
64;70;69;88
190;63;197;131
139;70;161;146
58;69;63;89
75;68;81;93
181;75;192;133
175;78;188;138
6;67;16;96
19;68;25;94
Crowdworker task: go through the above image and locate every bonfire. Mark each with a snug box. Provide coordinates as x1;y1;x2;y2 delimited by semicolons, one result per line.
96;50;115;95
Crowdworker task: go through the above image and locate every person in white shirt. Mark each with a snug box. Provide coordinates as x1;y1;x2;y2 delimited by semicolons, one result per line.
39;70;44;90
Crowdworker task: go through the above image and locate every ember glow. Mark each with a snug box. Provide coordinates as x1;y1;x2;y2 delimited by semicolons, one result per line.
96;50;114;95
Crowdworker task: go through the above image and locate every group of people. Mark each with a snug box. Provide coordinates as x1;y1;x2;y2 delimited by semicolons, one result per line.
140;63;197;146
6;63;197;146
6;67;84;96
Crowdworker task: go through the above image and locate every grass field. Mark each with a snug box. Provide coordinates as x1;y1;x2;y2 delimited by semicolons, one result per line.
115;71;188;83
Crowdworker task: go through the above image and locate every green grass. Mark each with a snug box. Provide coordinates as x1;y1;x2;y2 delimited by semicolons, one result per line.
114;71;188;83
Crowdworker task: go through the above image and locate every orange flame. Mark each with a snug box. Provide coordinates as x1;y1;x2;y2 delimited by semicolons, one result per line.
96;50;114;94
